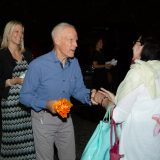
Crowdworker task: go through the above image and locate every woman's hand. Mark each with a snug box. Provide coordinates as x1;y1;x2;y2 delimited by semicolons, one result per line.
94;91;107;105
99;88;115;103
15;77;24;85
95;88;115;107
6;77;24;86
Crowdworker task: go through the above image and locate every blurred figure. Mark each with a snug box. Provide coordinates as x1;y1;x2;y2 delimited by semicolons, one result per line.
0;20;35;159
92;37;115;90
93;34;160;160
20;22;92;160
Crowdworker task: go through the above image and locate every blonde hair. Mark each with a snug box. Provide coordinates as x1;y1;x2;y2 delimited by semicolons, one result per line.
1;20;25;52
51;22;76;43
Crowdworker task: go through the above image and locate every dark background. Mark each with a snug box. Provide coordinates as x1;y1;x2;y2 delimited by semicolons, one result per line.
0;0;160;51
0;0;160;86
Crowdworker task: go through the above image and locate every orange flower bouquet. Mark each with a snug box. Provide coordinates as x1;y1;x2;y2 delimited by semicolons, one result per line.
52;98;73;118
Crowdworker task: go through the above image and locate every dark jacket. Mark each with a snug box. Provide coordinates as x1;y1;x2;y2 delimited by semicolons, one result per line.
0;48;33;98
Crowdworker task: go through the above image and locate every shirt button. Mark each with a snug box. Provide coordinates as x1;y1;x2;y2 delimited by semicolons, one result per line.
63;80;65;82
62;90;65;93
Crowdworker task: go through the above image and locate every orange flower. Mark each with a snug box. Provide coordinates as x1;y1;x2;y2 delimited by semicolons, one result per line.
52;98;73;118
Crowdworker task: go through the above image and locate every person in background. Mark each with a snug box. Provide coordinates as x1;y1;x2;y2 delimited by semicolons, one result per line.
0;20;36;159
92;34;160;160
20;22;92;160
92;37;114;90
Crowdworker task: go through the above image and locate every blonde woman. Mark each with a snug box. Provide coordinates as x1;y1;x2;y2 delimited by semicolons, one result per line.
0;20;36;159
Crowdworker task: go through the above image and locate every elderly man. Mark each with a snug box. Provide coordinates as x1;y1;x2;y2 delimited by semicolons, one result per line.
20;22;94;160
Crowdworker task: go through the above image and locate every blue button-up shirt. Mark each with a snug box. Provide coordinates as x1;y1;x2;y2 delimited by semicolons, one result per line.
20;51;91;111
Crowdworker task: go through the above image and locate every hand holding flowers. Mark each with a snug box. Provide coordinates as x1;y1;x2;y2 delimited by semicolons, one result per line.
47;98;73;118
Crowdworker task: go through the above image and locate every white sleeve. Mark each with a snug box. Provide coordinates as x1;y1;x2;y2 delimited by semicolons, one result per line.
113;86;141;123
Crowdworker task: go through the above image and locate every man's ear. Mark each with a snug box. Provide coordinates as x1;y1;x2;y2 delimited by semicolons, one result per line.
54;36;61;45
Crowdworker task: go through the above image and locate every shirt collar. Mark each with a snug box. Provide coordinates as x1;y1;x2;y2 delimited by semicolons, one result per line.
49;50;72;67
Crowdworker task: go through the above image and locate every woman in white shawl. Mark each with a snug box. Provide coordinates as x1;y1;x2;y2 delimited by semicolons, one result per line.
92;35;160;160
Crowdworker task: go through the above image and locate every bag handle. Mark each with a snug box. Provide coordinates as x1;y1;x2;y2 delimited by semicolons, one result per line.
103;106;112;122
110;108;118;148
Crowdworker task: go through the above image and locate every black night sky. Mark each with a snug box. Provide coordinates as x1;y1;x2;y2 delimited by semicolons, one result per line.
0;0;160;59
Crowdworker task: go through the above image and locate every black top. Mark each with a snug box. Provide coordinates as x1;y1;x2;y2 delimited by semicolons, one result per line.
92;50;106;71
92;50;106;64
0;48;33;98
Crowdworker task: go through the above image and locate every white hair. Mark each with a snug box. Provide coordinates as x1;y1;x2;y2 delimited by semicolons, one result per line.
51;22;76;43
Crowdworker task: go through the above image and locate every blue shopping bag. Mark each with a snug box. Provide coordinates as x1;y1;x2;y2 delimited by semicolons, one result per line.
81;107;120;160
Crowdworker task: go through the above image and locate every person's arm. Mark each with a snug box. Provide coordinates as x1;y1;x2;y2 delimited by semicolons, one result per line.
20;62;46;111
20;62;62;114
5;77;23;87
93;61;112;69
0;55;5;90
71;60;91;105
112;68;141;123
113;87;139;123
93;61;105;68
0;51;23;89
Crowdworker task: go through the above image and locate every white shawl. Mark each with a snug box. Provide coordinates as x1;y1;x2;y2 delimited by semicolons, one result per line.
115;60;160;103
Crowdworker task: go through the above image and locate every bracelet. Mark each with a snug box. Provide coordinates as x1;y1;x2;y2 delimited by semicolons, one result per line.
100;96;108;106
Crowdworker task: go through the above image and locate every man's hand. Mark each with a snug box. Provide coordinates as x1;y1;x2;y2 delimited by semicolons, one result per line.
91;89;99;105
46;98;73;118
46;100;57;114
